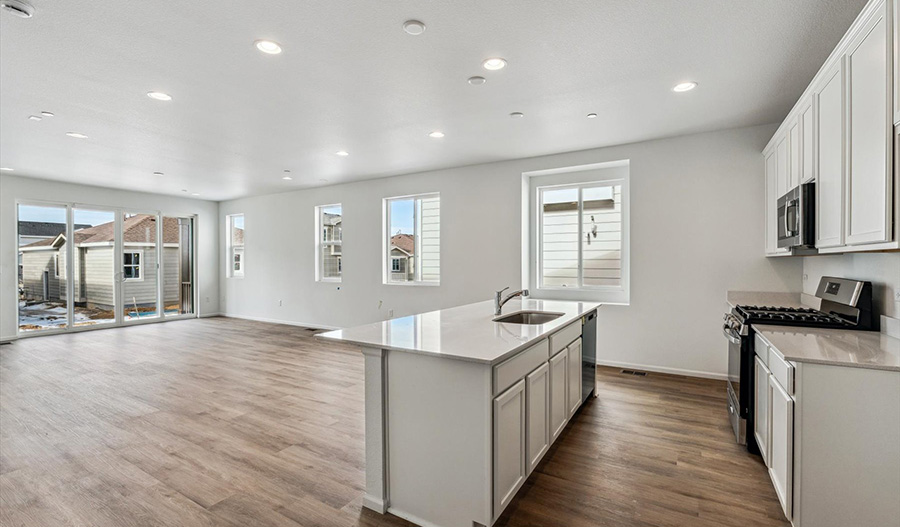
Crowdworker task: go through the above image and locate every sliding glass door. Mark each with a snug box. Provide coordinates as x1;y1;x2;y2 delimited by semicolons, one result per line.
15;200;197;337
121;212;160;322
163;216;194;316
72;208;118;327
17;203;69;332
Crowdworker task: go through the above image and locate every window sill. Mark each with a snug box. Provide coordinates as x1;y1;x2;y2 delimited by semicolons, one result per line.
531;287;628;305
383;281;441;287
318;278;342;283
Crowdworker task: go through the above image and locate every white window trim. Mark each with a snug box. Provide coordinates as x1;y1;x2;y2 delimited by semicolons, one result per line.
315;204;342;282
524;161;630;304
226;213;244;279
383;192;440;286
123;249;144;282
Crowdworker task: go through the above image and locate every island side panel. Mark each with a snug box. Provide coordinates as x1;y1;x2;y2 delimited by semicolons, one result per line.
361;347;388;513
386;350;493;527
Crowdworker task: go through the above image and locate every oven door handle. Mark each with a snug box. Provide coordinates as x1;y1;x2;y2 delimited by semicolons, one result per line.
722;324;742;345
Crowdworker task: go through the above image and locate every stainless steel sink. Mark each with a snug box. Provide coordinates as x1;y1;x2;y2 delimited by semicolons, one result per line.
493;310;564;325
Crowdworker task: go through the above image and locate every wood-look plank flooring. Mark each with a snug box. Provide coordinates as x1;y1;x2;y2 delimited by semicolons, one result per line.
1;318;789;527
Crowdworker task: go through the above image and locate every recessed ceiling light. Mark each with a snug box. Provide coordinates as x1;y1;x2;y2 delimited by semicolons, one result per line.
66;132;88;139
153;171;164;177
0;0;34;18
147;91;172;101
27;115;42;121
428;131;445;138
0;167;13;171
673;81;698;92
40;111;54;117
402;20;426;35
482;58;507;71
282;176;293;181
509;112;524;118
191;193;200;196
335;150;349;157
467;76;486;86
181;189;188;193
586;113;598;119
282;169;293;180
255;39;282;55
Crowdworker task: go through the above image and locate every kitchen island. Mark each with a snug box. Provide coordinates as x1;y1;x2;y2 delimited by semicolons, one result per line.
318;298;599;527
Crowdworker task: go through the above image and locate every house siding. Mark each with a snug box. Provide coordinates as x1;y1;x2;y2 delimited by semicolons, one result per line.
20;250;59;301
420;196;440;282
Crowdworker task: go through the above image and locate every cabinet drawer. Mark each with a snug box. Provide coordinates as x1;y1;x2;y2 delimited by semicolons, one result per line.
754;333;769;365
494;340;550;396
549;320;581;356
768;347;794;396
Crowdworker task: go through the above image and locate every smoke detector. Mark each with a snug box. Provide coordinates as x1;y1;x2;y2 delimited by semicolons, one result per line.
1;0;34;18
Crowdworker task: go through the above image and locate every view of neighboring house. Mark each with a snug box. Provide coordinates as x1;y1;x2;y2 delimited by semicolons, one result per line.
17;221;89;280
390;233;415;281
19;215;184;311
322;212;341;278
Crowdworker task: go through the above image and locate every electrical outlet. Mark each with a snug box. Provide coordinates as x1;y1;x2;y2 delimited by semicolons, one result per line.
205;296;210;303
278;300;283;307
894;291;900;301
803;274;808;281
389;309;394;318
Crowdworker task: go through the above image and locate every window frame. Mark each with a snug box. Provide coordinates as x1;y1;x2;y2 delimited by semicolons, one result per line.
315;204;343;282
226;213;244;279
525;161;630;304
123;249;144;282
383;192;440;286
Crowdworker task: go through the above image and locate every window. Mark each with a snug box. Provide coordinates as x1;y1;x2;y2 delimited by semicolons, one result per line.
123;250;143;280
54;253;61;278
316;204;342;281
528;162;629;304
385;193;440;284
227;214;244;278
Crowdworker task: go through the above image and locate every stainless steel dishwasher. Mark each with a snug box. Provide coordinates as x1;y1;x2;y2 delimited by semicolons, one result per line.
582;310;597;402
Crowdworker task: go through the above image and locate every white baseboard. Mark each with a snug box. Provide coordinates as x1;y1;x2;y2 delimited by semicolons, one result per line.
199;312;222;318
220;313;341;331
362;494;387;514
0;335;17;344
596;359;728;381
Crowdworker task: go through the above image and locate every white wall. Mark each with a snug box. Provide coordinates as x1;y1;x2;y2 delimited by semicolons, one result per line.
802;253;900;319
220;123;802;378
0;174;220;340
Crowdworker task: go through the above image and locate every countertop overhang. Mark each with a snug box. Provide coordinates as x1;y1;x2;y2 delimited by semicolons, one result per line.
317;298;600;365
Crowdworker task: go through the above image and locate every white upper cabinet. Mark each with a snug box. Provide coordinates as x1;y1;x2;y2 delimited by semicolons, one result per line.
799;100;815;184
816;60;846;249
788;118;801;190
846;0;892;246
763;0;897;255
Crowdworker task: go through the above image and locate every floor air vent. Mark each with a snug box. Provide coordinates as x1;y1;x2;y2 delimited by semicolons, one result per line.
620;369;647;376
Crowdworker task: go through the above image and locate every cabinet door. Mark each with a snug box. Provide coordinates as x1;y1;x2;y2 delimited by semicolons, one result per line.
800;100;815;184
567;338;582;418
754;357;771;465
765;150;779;254
549;348;568;443
493;379;526;516
525;362;550;474
816;60;846;248
776;136;789;199
894;0;899;126
846;1;892;245
769;375;793;521
788;118;801;190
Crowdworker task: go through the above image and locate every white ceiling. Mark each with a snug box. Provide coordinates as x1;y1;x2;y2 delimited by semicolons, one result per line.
0;0;868;201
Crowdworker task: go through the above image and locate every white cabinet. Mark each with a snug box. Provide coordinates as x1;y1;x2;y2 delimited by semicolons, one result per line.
799;100;815;184
549;348;569;442
525;362;550;474
788;118;801;190
754;356;770;465
894;0;899;126
493;379;526;515
566;338;582;418
816;60;846;249
846;0;892;246
776;136;789;199
768;374;794;521
764;150;779;255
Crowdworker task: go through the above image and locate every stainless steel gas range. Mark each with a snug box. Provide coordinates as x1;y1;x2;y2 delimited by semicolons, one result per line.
722;277;874;451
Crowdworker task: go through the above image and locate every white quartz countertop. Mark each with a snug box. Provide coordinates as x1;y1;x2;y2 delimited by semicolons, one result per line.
756;326;900;372
317;298;600;365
